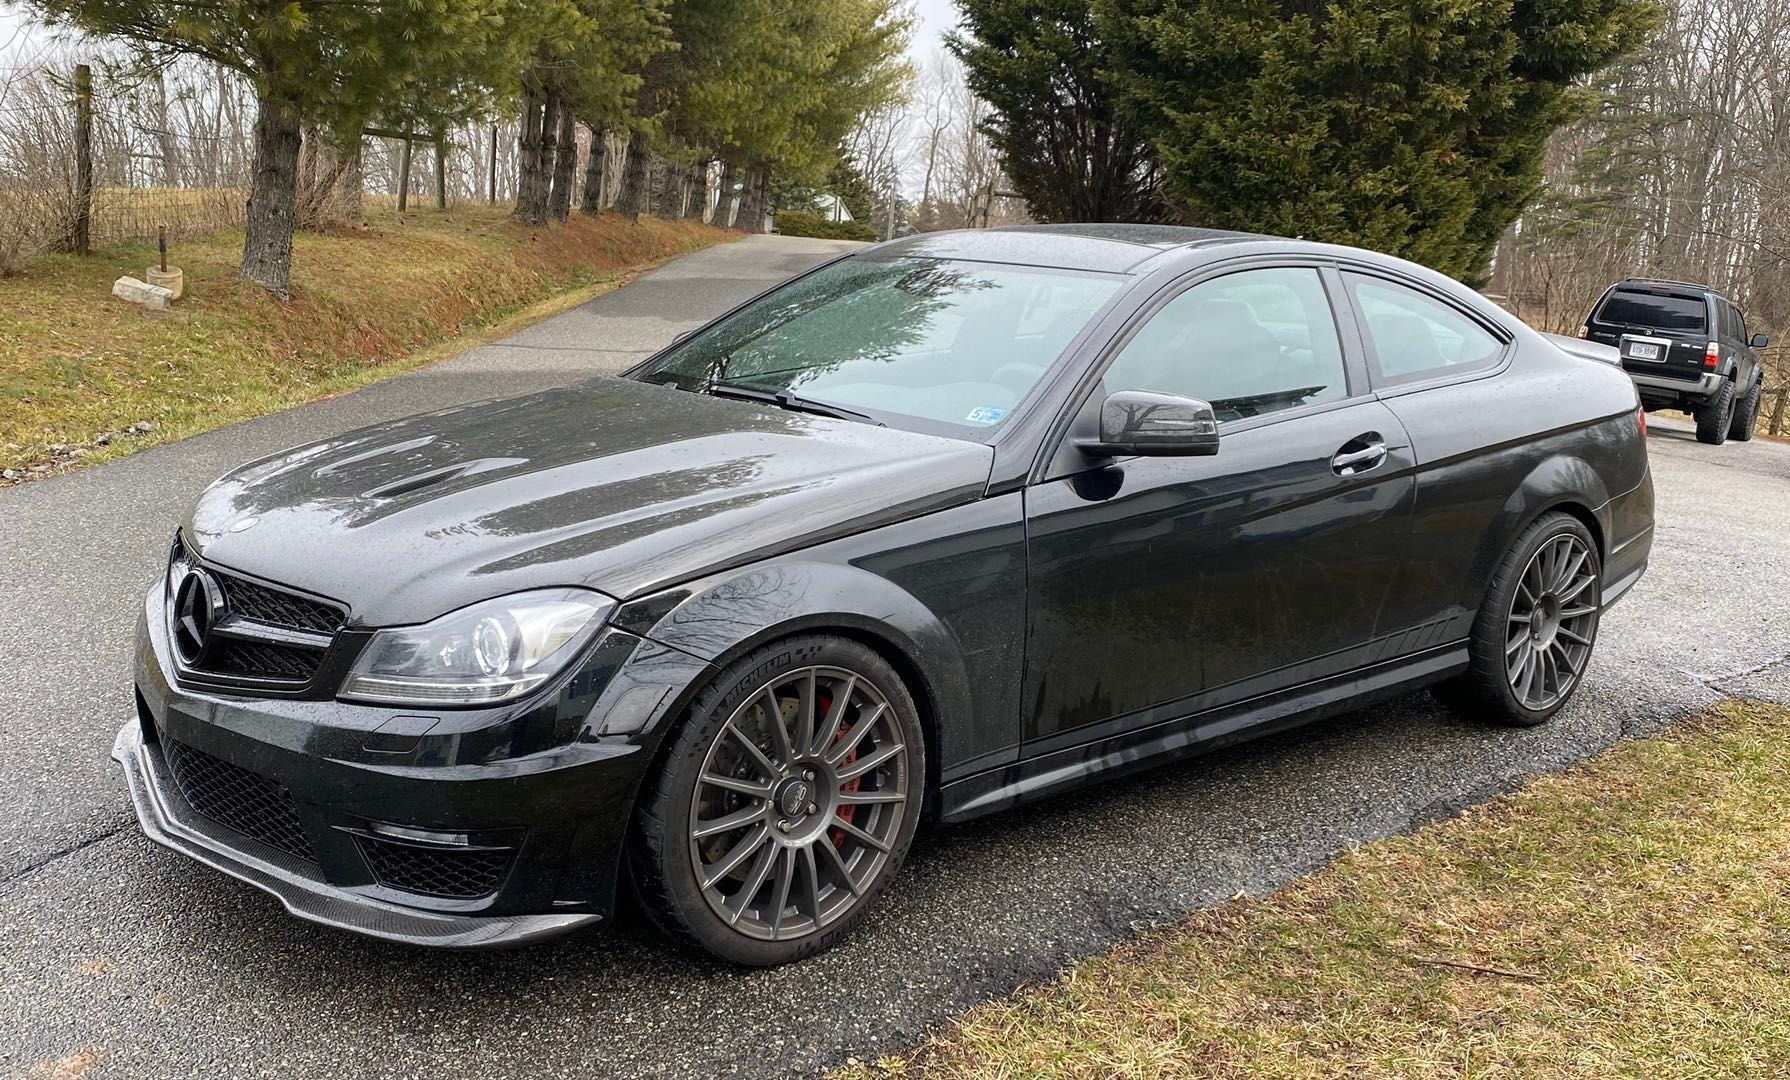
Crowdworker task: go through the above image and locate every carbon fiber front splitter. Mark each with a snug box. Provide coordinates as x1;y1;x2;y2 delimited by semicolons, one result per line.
112;722;602;949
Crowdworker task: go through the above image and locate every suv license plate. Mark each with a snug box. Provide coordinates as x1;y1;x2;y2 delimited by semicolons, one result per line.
1628;342;1661;360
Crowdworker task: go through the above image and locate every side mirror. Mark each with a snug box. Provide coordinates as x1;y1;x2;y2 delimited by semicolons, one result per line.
1751;332;1770;349
1080;390;1220;457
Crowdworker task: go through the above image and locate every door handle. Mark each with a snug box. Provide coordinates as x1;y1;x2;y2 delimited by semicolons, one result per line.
1331;437;1388;476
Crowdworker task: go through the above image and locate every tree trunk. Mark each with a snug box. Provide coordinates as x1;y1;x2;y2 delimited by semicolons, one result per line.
579;126;607;215
717;160;740;227
514;85;544;223
733;166;756;232
335;139;363;222
240;94;303;298
654;157;680;219
683;159;709;221
515;83;560;226
614;129;652;220
548;108;578;221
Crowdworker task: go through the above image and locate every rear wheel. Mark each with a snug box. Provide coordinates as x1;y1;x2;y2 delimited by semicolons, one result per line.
1729;378;1761;442
1696;377;1734;445
1437;512;1601;727
629;635;924;966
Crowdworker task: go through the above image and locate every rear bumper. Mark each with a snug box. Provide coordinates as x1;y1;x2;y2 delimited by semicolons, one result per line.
1628;369;1721;402
113;721;602;948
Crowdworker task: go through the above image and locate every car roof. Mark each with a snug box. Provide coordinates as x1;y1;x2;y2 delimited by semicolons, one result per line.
870;224;1264;273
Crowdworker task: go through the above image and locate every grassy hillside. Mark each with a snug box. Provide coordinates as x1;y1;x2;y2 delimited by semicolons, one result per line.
0;208;735;478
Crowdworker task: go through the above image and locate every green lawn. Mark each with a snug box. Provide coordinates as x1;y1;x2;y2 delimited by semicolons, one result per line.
0;208;735;478
844;698;1790;1077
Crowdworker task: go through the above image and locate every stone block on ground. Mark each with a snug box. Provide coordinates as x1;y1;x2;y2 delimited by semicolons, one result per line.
112;276;172;310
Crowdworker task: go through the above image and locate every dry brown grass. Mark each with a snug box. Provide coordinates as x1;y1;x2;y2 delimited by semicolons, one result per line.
842;699;1790;1078
0;207;737;476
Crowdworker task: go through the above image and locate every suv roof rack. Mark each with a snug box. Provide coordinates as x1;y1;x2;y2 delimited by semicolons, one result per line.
1618;277;1717;294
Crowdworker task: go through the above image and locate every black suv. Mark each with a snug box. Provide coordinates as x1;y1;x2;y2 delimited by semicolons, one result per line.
1581;279;1768;444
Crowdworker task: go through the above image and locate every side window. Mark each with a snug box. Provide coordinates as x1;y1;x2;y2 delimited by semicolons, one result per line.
1102;267;1349;421
1346;274;1503;383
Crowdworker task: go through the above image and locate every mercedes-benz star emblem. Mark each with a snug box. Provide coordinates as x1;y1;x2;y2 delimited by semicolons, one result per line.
172;567;223;665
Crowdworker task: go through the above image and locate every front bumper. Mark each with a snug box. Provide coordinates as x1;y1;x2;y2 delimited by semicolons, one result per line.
113;721;601;947
120;579;712;948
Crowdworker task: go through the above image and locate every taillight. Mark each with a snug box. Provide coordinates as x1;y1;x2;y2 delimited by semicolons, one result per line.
1637;407;1647;436
1704;340;1720;368
1577;325;1589;339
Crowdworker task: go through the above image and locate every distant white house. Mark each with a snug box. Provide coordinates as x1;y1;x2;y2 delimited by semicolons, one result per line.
812;192;854;223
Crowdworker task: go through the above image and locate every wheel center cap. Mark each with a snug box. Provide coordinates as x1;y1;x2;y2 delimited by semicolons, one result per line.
1532;595;1563;645
776;778;813;818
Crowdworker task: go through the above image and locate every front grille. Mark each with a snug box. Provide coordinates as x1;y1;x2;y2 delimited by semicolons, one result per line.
171;553;347;689
357;837;513;898
208;638;325;682
218;575;344;634
163;739;316;863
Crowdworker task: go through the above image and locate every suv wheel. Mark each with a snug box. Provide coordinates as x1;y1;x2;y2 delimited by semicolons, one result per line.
1437;512;1601;727
1696;377;1734;445
1729;378;1762;442
629;635;924;966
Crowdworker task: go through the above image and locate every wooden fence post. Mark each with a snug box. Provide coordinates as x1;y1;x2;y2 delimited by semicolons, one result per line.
397;135;413;212
71;63;93;255
488;123;498;206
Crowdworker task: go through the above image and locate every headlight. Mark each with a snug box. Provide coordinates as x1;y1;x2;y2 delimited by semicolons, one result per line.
340;588;614;706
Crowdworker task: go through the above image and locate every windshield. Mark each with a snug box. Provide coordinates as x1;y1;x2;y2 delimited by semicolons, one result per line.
631;257;1124;437
1595;289;1707;333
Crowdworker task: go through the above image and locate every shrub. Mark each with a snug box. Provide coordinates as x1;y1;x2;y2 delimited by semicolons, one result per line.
774;209;876;242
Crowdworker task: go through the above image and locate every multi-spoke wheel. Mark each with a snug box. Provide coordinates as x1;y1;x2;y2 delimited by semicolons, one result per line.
629;636;925;965
1438;512;1602;727
1504;533;1598;711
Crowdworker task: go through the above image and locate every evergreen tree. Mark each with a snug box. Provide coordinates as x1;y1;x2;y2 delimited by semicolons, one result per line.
948;0;1164;223
1097;0;1659;279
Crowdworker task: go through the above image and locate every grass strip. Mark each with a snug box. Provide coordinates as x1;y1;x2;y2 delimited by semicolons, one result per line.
846;698;1790;1078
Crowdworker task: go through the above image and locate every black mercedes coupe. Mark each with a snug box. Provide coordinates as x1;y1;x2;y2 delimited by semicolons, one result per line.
116;225;1654;965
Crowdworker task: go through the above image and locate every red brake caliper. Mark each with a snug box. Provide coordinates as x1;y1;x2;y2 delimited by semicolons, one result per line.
824;691;861;849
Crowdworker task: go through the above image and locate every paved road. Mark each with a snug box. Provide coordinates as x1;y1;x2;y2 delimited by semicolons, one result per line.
3;244;1789;1076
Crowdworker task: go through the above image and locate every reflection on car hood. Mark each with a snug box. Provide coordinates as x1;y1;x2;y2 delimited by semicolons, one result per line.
186;377;994;625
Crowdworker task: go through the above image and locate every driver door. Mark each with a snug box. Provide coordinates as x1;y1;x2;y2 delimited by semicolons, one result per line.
1022;264;1416;752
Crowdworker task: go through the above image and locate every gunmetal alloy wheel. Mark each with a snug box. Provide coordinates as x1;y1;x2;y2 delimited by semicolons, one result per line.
1505;534;1598;710
1437;511;1601;727
687;665;911;940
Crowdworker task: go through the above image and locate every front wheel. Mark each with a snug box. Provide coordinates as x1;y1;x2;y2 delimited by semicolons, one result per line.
1437;512;1601;727
628;635;924;966
1730;378;1761;442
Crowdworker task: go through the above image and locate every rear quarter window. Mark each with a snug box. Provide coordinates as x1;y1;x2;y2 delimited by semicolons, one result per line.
1595;290;1707;334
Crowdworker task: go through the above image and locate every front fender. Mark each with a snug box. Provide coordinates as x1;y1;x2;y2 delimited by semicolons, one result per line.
613;559;975;788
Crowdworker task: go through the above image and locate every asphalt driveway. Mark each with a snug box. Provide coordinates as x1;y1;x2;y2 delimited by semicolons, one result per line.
3;238;1788;1076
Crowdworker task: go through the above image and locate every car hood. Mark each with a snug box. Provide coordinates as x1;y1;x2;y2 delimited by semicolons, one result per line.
186;378;994;626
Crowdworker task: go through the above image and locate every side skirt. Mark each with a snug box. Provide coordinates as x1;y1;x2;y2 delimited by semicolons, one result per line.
937;642;1468;824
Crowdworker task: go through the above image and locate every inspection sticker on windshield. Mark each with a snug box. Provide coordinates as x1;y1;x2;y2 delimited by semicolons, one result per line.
965;406;1007;425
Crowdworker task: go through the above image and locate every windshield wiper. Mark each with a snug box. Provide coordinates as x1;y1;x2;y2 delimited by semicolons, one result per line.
702;381;885;426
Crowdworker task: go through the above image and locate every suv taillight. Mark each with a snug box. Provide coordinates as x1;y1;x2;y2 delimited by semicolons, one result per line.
1704;340;1720;368
1577;324;1589;339
1637;406;1646;437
